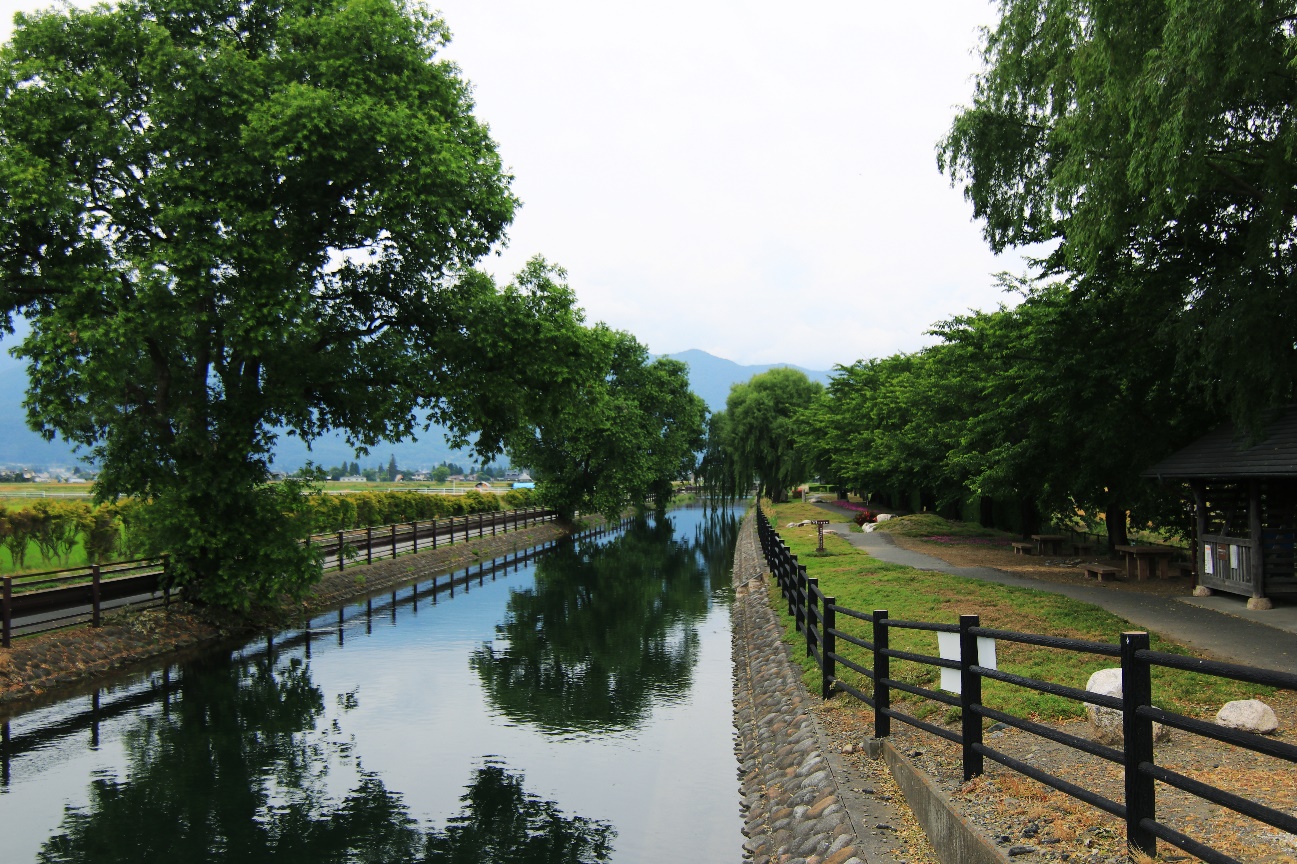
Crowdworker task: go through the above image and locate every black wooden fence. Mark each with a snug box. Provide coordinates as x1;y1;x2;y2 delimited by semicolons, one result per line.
2;506;557;646
756;505;1297;864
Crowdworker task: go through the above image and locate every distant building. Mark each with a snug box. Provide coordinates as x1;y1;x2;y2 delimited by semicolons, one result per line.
339;475;367;482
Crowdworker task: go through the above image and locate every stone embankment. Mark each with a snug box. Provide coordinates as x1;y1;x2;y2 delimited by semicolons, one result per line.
733;510;931;864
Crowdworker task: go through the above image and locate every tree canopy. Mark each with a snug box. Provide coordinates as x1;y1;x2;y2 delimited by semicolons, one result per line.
0;0;592;607
713;368;822;502
939;1;1297;428
504;322;706;521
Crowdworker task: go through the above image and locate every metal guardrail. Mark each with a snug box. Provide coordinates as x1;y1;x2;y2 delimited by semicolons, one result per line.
2;506;557;646
0;490;95;499
755;504;1297;864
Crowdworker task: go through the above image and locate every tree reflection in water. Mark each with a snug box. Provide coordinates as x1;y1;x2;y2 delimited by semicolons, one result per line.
426;761;614;863
36;653;613;863
472;508;739;734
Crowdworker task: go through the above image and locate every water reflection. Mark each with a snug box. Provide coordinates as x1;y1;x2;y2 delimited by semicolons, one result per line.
426;761;614;863
32;650;615;864
471;510;739;735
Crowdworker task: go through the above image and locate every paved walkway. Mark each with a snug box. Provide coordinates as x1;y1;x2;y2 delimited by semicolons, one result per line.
810;507;1297;674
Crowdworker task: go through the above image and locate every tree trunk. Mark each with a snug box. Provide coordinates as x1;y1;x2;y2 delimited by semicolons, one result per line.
1105;501;1129;550
1019;498;1039;539
979;495;995;528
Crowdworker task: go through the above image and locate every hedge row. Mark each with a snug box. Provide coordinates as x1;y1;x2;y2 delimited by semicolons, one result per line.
304;488;536;534
0;489;538;572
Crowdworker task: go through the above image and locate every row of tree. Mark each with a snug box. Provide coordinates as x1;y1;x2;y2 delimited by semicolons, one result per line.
705;3;1297;544
0;0;705;609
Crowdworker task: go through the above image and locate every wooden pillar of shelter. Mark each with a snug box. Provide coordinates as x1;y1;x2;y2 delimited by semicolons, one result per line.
1191;481;1208;595
1248;480;1273;609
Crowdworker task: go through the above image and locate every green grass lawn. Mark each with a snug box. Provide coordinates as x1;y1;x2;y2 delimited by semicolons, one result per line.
0;537;93;577
763;502;1271;724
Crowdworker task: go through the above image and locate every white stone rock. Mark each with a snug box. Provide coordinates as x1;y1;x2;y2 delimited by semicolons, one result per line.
875;513;894;522
1216;699;1279;734
1085;668;1171;744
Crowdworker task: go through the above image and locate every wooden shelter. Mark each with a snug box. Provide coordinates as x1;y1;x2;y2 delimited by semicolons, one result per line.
1144;408;1297;609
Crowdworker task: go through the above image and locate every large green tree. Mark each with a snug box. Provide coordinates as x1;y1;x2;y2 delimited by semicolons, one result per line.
939;1;1297;428
722;368;822;502
505;326;706;521
0;0;584;607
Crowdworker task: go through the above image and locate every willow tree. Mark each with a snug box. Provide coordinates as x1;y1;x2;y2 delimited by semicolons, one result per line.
939;1;1297;430
0;0;580;608
722;368;822;502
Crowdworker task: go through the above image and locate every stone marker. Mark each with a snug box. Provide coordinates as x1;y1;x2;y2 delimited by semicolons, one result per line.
1085;668;1171;744
1216;699;1279;734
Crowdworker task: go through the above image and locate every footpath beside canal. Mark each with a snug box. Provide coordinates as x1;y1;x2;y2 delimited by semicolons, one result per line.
732;510;939;864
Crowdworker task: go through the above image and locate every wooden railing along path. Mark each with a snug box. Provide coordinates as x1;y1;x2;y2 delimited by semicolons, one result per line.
2;506;556;646
756;505;1296;864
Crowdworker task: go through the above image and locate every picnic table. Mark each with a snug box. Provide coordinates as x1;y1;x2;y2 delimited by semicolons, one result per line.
1031;534;1067;556
1114;545;1176;581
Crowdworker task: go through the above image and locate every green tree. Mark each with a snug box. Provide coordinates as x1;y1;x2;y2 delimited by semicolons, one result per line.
939;1;1297;429
0;0;586;608
722;368;823;502
386;455;399;482
431;465;452;484
506;326;705;521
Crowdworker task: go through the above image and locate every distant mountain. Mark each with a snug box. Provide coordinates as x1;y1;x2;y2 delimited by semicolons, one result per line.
1;338;826;470
0;333;470;472
0;338;84;469
660;349;832;412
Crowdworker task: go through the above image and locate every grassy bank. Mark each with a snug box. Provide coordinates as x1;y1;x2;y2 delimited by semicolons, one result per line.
762;502;1269;724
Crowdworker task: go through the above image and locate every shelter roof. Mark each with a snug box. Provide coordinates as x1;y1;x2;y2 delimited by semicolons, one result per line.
1144;407;1297;480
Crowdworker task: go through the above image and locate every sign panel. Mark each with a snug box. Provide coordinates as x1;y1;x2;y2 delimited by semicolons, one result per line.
936;632;998;695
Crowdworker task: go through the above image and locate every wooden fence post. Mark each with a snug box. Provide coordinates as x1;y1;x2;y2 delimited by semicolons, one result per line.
873;610;890;738
161;553;171;607
337;531;345;571
412;521;418;554
432;519;438;549
91;564;102;627
390;524;397;560
1122;631;1157;860
959;614;983;780
2;576;11;648
822;595;836;700
366;526;373;564
806;577;820;661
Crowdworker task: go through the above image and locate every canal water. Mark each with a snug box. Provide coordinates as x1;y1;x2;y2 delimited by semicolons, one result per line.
0;505;744;863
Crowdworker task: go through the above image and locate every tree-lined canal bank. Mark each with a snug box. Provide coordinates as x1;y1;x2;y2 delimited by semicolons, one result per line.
0;506;744;862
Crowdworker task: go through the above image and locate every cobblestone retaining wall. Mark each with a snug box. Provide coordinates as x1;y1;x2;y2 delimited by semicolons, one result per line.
732;511;865;864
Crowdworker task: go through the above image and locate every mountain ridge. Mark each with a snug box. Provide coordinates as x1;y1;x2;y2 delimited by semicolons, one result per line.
0;347;831;469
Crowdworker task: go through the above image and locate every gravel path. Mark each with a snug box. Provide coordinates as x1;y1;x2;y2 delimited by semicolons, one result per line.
732;510;939;864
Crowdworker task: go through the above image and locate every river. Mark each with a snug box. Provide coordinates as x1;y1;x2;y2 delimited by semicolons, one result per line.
0;504;745;863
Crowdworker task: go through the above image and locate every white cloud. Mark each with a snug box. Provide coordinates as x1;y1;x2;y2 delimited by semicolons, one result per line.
0;0;1031;370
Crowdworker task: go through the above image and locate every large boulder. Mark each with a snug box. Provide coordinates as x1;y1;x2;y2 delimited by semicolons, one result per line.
1085;668;1171;744
1216;700;1279;734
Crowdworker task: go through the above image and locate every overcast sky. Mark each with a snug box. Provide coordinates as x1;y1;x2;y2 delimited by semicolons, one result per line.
0;0;1029;371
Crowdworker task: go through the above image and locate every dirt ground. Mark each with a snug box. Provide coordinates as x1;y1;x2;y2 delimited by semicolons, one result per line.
815;693;1297;864
886;534;1196;598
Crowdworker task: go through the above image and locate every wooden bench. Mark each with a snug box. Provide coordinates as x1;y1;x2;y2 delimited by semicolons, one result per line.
1173;561;1194;579
1011;542;1034;556
1083;564;1120;582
